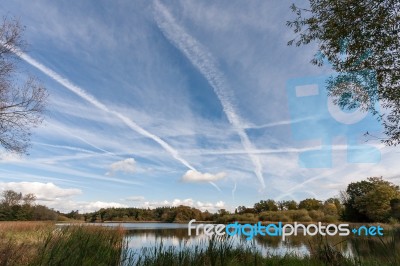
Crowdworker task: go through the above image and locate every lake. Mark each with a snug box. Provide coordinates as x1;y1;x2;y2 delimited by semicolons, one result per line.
92;222;399;259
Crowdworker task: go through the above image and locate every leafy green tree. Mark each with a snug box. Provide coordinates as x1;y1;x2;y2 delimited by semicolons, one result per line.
254;200;278;213
341;179;374;221
298;198;322;211
236;206;256;214
342;177;400;222
354;178;400;222
0;190;57;221
287;0;400;145
282;200;298;210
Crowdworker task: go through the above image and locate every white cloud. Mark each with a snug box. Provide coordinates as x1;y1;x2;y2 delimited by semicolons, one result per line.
125;196;145;201
43;199;128;213
215;201;225;208
106;158;136;176
154;1;265;188
142;198;225;212
181;170;226;182
76;201;128;213
0;182;81;201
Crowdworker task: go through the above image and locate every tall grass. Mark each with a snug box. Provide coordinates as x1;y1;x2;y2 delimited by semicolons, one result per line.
0;222;125;266
1;222;399;266
0;222;54;266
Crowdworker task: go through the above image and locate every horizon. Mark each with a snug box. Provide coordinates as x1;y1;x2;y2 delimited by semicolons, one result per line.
0;0;399;214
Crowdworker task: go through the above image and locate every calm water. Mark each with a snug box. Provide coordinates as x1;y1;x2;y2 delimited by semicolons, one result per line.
87;222;399;259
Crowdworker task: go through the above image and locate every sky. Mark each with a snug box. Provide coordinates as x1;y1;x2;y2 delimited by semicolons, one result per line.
0;0;398;213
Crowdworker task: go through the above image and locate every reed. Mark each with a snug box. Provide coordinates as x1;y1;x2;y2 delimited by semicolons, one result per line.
0;222;125;266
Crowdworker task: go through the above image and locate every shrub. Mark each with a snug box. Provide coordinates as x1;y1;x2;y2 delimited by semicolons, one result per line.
297;215;313;222
287;210;309;221
322;215;339;223
308;210;324;221
268;212;291;222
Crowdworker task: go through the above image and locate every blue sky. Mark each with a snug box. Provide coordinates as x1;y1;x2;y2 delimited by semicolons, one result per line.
0;0;398;213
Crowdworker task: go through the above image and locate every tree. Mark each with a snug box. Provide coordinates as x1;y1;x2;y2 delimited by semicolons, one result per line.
236;206;255;214
254;199;278;213
298;198;322;211
287;0;400;145
0;17;48;154
282;200;298;210
324;197;342;213
1;190;22;207
22;193;36;206
342;177;400;222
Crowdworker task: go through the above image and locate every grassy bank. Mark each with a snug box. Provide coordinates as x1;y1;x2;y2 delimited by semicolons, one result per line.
1;222;399;266
0;222;124;266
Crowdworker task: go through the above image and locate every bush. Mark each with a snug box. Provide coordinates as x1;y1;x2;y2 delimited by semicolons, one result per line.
287;210;309;221
297;215;313;222
269;212;291;222
322;215;339;223
258;211;272;221
388;217;399;225
308;210;324;221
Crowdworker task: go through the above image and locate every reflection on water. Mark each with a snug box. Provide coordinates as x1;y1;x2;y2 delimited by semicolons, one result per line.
96;223;400;259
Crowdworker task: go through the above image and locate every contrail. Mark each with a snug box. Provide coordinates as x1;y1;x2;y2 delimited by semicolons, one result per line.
154;1;265;188
16;49;195;171
48;122;120;158
7;44;222;190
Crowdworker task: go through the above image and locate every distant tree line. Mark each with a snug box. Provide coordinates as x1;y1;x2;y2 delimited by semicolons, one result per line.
0;190;60;221
81;177;400;224
1;176;400;223
83;205;214;223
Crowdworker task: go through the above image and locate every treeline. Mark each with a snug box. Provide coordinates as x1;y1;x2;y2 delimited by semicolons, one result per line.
83;205;215;223
2;176;400;223
83;177;400;223
0;190;63;221
224;177;400;223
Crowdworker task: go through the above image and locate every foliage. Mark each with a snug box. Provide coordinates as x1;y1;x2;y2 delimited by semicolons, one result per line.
0;17;48;154
342;177;400;222
282;200;299;210
299;198;323;211
84;205;208;223
254;199;278;213
287;0;400;145
0;190;60;221
1;177;398;224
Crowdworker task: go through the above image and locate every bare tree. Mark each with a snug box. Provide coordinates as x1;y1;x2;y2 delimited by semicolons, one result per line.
22;193;36;206
1;190;22;207
0;17;47;154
